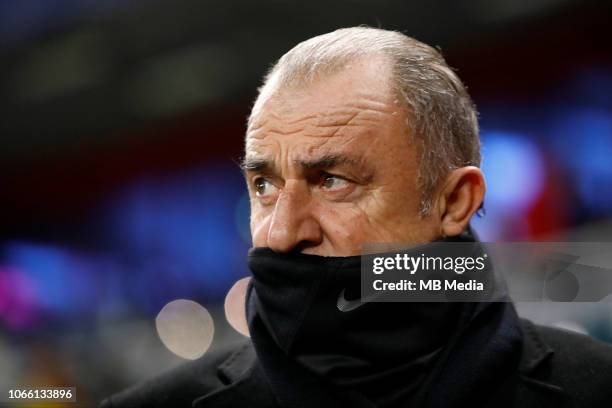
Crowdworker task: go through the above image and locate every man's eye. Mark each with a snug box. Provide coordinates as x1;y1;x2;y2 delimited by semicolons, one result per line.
254;178;273;196
322;174;349;190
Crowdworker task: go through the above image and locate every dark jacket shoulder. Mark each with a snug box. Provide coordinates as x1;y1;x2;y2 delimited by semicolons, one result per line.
100;320;612;407
521;320;612;407
99;339;253;408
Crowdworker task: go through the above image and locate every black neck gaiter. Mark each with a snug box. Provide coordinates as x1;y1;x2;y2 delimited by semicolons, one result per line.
246;228;522;408
246;234;484;407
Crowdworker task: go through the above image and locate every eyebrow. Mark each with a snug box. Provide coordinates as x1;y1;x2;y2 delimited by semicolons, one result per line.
296;154;361;170
240;154;361;173
239;157;269;172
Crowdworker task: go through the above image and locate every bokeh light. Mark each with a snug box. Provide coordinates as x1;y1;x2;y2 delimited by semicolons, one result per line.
155;299;214;360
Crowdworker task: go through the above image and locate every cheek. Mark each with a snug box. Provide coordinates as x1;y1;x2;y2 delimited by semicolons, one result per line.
317;210;353;241
333;191;422;243
316;203;382;246
360;194;438;244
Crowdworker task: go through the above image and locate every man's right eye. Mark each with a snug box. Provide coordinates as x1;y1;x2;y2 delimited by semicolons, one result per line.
254;177;273;196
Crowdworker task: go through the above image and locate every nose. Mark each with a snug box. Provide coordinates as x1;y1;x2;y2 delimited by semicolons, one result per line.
266;183;323;253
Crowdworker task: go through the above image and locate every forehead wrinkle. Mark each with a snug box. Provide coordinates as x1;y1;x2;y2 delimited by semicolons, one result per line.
343;102;395;115
255;89;394;122
246;130;364;162
293;153;359;169
244;138;280;160
291;102;392;125
292;147;375;182
244;131;377;183
249;106;390;141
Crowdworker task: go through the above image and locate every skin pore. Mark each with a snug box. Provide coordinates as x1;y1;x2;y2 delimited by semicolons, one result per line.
243;55;485;256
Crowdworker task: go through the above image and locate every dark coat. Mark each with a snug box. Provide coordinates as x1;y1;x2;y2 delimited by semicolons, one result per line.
100;319;612;407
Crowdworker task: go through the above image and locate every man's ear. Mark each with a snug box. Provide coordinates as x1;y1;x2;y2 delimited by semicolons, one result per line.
436;166;486;237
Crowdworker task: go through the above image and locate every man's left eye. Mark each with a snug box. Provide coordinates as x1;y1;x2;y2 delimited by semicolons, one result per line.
321;174;349;190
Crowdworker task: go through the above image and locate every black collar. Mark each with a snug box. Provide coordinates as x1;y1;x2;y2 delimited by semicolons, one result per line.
192;341;279;408
497;319;569;408
193;319;569;408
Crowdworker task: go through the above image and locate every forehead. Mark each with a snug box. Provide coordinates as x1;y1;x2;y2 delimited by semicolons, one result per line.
251;56;394;124
246;57;406;157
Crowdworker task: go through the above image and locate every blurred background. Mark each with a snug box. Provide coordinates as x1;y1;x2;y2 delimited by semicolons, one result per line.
1;0;611;406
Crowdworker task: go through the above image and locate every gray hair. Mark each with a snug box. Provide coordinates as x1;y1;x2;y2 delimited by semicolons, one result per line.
249;26;480;214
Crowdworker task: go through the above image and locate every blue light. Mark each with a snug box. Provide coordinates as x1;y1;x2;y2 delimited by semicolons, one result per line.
480;131;545;210
471;131;546;241
108;162;250;309
551;109;612;214
2;243;99;316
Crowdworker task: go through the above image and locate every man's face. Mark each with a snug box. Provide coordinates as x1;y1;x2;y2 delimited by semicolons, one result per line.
244;57;440;256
